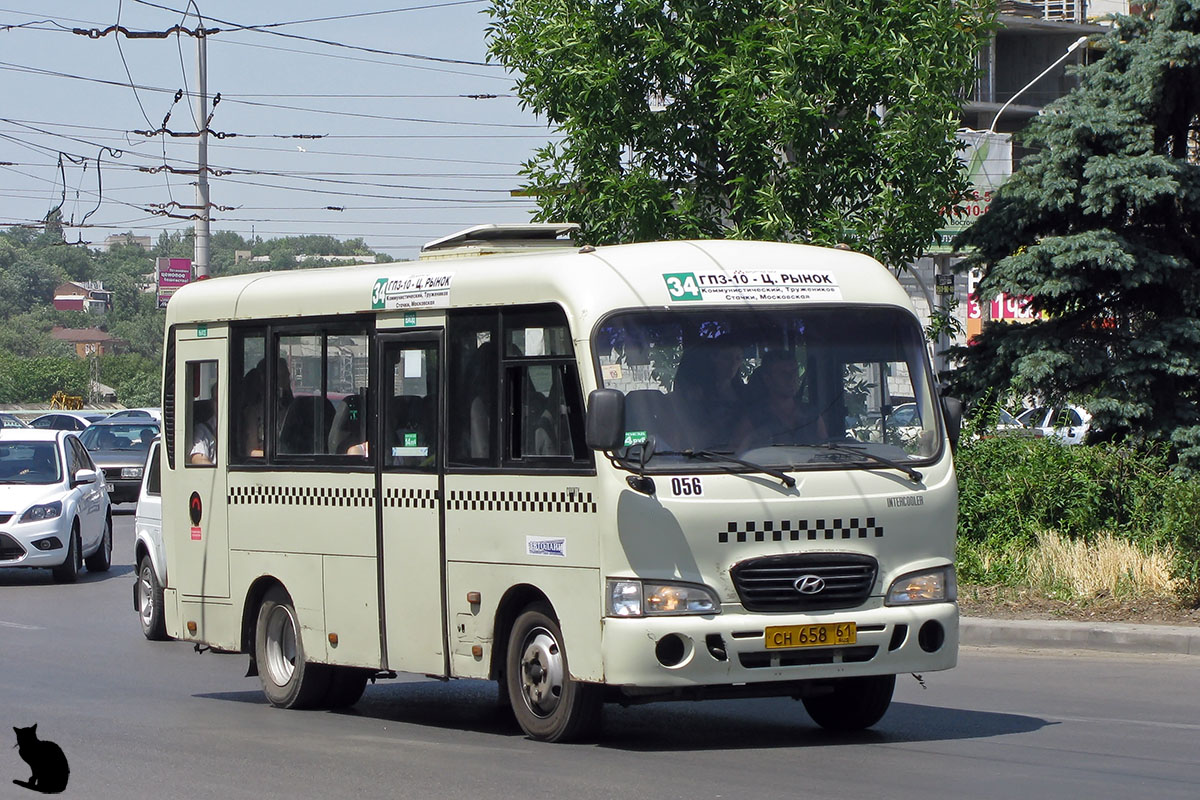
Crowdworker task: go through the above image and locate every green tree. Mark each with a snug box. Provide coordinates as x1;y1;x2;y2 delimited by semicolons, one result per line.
486;0;995;265
951;1;1200;470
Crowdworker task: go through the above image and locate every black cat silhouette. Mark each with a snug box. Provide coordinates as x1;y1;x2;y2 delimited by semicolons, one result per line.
12;724;69;794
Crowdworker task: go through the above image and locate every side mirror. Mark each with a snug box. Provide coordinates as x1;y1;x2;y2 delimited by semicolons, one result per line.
942;396;964;452
71;468;98;487
585;389;625;451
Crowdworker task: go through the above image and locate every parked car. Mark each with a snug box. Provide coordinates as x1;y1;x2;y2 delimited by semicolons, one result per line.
1016;405;1093;445
29;412;109;431
78;419;160;503
0;429;112;582
132;439;168;640
106;408;162;422
0;413;29;429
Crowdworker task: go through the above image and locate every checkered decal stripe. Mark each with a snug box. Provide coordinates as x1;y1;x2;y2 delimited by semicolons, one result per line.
719;518;883;543
447;490;596;513
383;487;439;508
228;486;375;507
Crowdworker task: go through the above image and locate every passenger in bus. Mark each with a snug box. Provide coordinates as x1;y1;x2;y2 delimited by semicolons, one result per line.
669;340;745;451
238;364;266;458
189;385;217;465
736;350;829;449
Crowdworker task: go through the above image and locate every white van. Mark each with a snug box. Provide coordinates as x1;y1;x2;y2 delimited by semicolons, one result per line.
132;439;168;640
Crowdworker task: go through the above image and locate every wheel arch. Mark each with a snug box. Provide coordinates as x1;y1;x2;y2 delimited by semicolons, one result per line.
241;576;287;655
488;583;552;682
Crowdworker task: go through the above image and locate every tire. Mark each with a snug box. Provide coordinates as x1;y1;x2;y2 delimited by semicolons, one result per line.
801;674;896;731
254;586;331;709
505;603;602;742
51;525;81;583
137;554;168;641
85;516;112;573
323;667;371;709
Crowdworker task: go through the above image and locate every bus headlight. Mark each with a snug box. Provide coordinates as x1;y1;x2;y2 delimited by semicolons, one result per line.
607;579;720;617
885;566;957;605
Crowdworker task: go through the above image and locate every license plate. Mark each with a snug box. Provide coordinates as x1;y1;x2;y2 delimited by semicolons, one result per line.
764;622;856;649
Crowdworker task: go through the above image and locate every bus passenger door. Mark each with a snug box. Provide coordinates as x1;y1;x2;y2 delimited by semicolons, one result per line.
172;336;230;599
377;334;446;676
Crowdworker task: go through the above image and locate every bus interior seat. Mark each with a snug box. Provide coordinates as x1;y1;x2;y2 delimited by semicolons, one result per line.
328;395;366;454
388;395;430;447
279;395;335;454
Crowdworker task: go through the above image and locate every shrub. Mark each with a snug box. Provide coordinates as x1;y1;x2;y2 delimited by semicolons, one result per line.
955;436;1200;601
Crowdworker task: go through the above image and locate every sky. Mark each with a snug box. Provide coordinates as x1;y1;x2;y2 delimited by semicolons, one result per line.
0;1;553;260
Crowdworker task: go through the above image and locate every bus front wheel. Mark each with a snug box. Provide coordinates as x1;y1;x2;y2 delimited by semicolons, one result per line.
505;604;601;742
801;674;895;731
254;587;331;709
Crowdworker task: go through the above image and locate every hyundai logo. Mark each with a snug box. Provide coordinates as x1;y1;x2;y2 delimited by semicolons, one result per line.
793;574;826;594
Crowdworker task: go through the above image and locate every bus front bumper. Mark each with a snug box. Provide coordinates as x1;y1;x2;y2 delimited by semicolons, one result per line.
599;602;957;692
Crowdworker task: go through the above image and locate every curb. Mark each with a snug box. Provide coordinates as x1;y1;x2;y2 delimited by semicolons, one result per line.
960;616;1200;656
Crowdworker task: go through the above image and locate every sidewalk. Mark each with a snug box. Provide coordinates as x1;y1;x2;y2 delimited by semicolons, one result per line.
961;616;1200;656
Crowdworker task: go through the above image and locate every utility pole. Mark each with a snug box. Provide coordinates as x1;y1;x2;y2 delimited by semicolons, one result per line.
194;28;210;279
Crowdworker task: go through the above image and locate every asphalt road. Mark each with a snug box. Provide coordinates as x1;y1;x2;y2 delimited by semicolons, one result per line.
2;511;1198;800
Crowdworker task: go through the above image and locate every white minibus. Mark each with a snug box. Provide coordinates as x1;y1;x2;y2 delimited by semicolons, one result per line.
160;226;961;741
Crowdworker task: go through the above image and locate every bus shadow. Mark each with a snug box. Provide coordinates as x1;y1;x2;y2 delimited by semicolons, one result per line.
196;679;1052;749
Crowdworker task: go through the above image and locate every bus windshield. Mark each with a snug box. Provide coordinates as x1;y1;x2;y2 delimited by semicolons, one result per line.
595;305;941;473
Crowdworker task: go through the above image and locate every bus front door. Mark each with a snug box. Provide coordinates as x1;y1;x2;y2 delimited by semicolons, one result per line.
377;334;447;676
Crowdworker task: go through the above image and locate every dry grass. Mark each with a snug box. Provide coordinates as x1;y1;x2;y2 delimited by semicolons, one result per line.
1026;531;1182;601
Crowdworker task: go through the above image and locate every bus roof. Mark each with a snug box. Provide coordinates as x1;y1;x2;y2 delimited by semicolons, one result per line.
164;239;914;333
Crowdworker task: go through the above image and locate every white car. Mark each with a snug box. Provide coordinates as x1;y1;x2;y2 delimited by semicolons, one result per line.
133;440;168;639
0;429;113;582
1016;405;1093;445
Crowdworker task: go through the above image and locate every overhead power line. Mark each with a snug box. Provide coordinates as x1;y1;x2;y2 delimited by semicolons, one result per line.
129;0;497;66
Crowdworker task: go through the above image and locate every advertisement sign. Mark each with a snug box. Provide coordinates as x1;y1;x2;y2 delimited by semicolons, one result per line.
157;257;192;309
930;131;1013;253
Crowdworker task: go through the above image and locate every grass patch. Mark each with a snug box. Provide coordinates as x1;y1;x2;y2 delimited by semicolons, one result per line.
955;436;1200;603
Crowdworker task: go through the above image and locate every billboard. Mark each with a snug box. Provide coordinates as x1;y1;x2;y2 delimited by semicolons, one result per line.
157;258;192;309
929;130;1013;254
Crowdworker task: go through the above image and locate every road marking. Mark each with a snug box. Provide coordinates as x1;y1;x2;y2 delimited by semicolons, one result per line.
0;620;43;630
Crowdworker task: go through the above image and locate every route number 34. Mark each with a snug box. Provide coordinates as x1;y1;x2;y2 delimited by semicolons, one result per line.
663;273;702;301
671;477;703;496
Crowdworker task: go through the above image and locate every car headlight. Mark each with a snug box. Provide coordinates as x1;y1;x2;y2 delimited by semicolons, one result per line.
886;566;957;606
121;466;144;480
606;579;720;617
20;501;63;523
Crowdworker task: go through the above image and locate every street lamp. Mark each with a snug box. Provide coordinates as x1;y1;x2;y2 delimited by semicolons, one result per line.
987;35;1089;134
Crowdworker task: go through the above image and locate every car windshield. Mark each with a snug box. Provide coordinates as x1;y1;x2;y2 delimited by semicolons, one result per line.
0;441;62;485
595;305;941;474
80;423;159;452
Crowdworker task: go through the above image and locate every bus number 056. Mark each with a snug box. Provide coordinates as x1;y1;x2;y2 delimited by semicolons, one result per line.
671;477;702;497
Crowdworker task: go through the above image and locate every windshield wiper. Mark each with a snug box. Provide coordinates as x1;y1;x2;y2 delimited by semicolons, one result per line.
672;449;796;489
810;441;923;483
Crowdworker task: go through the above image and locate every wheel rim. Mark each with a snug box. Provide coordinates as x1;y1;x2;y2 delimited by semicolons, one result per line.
263;604;299;687
138;564;155;626
518;626;564;718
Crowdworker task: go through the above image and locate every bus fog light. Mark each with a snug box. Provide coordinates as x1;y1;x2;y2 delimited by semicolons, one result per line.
655;633;691;667
886;566;956;606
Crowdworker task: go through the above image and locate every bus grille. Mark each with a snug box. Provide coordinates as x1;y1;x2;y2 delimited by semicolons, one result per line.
0;533;26;561
730;553;877;612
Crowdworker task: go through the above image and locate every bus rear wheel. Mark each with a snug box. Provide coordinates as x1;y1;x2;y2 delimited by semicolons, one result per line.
801;674;895;731
254;587;331;709
505;603;601;742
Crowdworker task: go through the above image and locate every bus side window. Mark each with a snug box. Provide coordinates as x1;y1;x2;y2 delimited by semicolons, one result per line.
232;331;266;462
447;314;499;467
186;361;219;467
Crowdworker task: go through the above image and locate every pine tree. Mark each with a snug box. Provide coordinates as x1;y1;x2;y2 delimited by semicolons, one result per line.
951;0;1200;470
